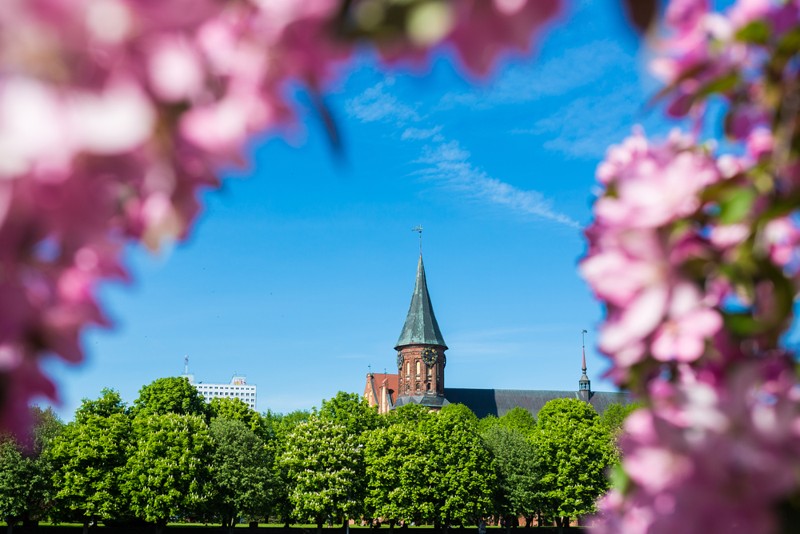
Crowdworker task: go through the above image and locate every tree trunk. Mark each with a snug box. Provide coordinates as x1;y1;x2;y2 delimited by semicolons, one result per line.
82;518;90;534
317;518;324;534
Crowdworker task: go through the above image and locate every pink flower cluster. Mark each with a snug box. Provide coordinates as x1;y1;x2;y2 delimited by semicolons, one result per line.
0;0;562;436
581;130;724;378
595;358;800;534
585;0;800;531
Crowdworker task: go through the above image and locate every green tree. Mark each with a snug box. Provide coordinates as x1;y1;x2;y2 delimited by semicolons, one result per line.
279;416;362;534
49;392;131;532
24;407;64;525
423;404;497;528
498;407;537;436
363;410;430;526
75;388;128;421
534;399;614;530
480;424;539;527
0;438;28;533
599;402;640;459
318;391;382;435
131;377;208;419
209;397;268;440
267;410;311;527
123;413;213;533
0;408;62;533
208;418;273;532
366;404;496;529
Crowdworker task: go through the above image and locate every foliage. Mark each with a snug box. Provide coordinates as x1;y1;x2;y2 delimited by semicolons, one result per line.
131;378;209;419
49;402;131;524
74;389;128;423
0;438;28;527
267;410;312;526
363;414;425;524
0;408;63;529
497;406;537;436
209;397;268;440
208;418;274;528
480;424;539;521
279;416;364;529
386;402;433;425
318;391;383;435
123;413;213;527
599;402;640;458
426;404;496;525
533;399;614;524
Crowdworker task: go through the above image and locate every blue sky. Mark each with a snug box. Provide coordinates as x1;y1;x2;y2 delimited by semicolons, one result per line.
43;0;676;420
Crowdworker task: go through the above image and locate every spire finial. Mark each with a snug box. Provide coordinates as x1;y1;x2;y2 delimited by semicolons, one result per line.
184;355;189;375
581;329;588;373
412;225;423;255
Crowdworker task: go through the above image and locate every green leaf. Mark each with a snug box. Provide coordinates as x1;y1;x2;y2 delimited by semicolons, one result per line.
719;187;757;224
735;20;770;44
723;312;762;336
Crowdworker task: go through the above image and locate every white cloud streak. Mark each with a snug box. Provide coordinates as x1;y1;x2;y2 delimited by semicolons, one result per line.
415;140;580;228
345;80;421;125
344;77;580;229
438;40;629;110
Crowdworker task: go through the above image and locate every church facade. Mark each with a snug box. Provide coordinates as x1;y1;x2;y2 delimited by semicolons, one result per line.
364;254;628;418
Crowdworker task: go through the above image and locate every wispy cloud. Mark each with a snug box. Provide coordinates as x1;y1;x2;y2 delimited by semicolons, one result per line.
514;86;665;159
401;126;444;141
415;140;580;228
344;78;579;229
438;40;630;110
345;80;421;125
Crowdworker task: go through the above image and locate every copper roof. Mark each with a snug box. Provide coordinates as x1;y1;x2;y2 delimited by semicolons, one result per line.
395;255;447;350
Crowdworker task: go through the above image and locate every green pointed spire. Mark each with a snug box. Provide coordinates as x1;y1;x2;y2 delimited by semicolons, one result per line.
395;255;447;350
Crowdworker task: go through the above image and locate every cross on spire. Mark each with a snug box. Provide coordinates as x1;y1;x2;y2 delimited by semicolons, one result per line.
412;225;423;255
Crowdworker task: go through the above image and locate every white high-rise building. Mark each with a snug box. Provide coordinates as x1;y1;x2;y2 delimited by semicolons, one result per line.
182;357;257;410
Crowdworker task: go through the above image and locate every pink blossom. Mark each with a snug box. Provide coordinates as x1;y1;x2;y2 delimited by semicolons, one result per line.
594;131;721;229
650;283;722;363
447;0;561;76
597;360;800;534
763;217;800;269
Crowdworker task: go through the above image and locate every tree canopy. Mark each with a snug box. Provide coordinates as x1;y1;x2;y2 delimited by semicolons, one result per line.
131;377;209;419
534;398;615;526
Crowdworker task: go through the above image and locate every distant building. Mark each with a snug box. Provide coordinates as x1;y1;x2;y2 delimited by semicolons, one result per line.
364;254;629;418
182;358;257;410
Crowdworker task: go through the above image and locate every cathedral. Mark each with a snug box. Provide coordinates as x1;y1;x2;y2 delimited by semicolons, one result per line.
364;254;628;418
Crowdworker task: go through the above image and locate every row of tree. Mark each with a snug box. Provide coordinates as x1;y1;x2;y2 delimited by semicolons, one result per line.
0;378;635;533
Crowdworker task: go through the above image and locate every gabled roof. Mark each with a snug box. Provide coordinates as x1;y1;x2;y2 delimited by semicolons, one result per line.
395;255;447;350
364;373;399;404
443;388;630;419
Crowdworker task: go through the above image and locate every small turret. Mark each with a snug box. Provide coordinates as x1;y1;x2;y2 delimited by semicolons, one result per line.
578;330;591;401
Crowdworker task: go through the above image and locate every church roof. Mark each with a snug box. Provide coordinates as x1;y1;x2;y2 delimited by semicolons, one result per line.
443;388;630;419
395;394;450;409
395;255;447;350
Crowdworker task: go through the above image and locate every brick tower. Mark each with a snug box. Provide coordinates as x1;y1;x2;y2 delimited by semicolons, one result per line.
394;254;449;409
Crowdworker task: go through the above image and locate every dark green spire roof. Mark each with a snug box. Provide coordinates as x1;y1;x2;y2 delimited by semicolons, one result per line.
395;255;447;350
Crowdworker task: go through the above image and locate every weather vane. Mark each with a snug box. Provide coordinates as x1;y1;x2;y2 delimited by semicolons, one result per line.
412;225;423;254
581;329;588;348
